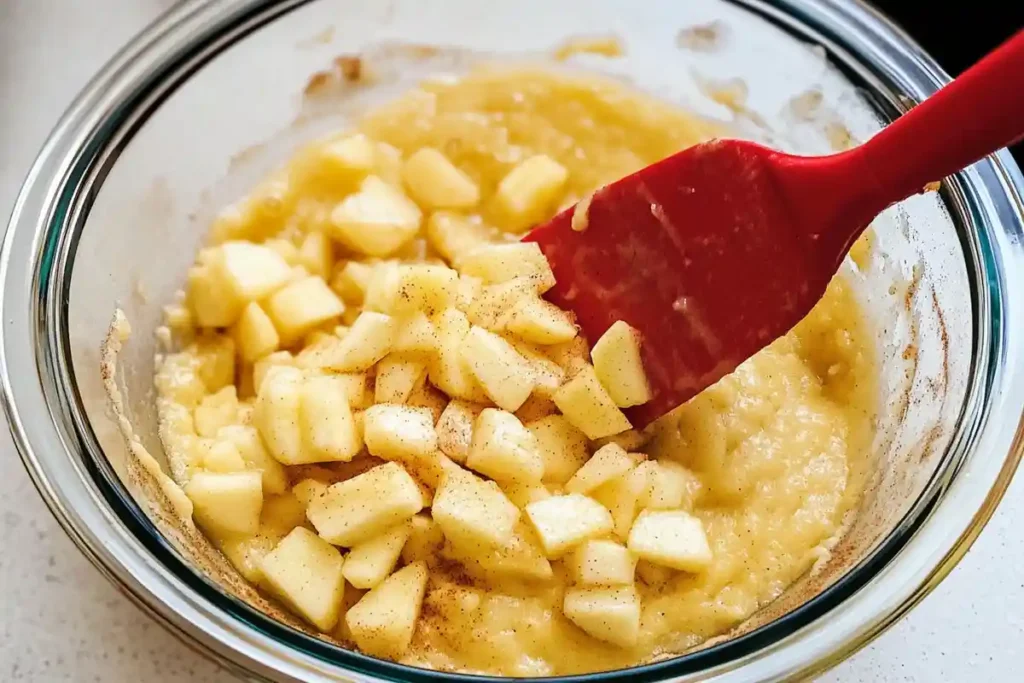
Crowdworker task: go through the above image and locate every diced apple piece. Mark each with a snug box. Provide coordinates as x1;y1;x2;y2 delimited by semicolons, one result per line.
299;374;364;462
307;462;424;546
504;297;576;345
330;176;423;257
193;386;240;438
392;264;459;316
297;231;334;279
563;586;641;647
331;260;374;304
217;424;289;495
363;404;438;461
569;540;636;586
207;203;249;244
466;409;543;483
370;140;404;186
465;277;535;330
458;243;556;292
253;366;304;465
321;311;395;372
233;302;280;363
640;460;700;511
436;400;484;463
317;133;378;177
446;520;553;581
432;469;519;551
345;561;429;658
591;321;652;407
505;339;566;399
193;334;236;392
424;211;492;265
392;312;438;356
402;148;480;210
260;527;346;632
526;415;590;486
565;443;637;494
213;241;292;304
401;513;445;564
185;471;263;535
292;477;328;507
374;355;427;404
592;465;649;541
265;276;345;344
252;350;293;393
455;274;484;310
553;365;632;439
525;493;613;558
428;308;489;403
460;327;536;412
199;438;247;473
366;264;458;317
187;264;243;328
228;174;291;240
493;155;568;232
363;262;401;313
219;532;278;584
343;522;412;589
627;509;712;572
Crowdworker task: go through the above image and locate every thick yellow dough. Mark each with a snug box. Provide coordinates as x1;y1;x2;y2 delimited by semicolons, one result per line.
155;66;875;676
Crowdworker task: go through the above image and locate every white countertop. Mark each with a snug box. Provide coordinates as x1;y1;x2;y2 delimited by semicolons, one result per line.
2;1;1021;681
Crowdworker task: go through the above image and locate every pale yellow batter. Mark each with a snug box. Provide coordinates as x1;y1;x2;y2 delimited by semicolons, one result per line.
153;67;875;676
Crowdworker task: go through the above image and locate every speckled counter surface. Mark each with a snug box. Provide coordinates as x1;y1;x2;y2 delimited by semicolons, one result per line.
1;2;1021;681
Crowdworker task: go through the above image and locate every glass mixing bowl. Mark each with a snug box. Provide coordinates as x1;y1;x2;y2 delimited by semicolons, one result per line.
3;0;1024;680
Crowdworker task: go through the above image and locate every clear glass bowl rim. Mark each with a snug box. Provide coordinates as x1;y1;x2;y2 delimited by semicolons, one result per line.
3;0;1024;681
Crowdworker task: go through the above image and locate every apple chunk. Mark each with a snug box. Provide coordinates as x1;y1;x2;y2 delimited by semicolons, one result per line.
185;471;263;536
553;365;631;439
591;320;652;407
432;469;520;551
342;522;412;590
259;527;346;632
563;586;641;647
525;493;613;558
465;408;544;484
306;462;423;546
362;404;438;462
460;326;536;412
345;561;429;658
627;509;712;572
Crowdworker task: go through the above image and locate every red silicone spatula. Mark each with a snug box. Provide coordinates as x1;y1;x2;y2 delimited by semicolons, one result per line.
525;30;1024;430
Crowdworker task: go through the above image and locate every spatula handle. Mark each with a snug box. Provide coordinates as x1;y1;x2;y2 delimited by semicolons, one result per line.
858;29;1024;205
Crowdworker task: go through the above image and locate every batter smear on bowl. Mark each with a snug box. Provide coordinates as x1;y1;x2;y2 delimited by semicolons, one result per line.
152;67;876;675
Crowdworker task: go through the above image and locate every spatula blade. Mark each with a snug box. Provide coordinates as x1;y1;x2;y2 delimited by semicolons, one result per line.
524;140;839;429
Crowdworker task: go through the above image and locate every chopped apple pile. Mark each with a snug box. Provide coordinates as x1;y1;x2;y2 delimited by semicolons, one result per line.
157;133;713;661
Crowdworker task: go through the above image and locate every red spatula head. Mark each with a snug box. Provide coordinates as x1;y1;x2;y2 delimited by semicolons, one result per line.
525;140;858;430
525;30;1024;430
